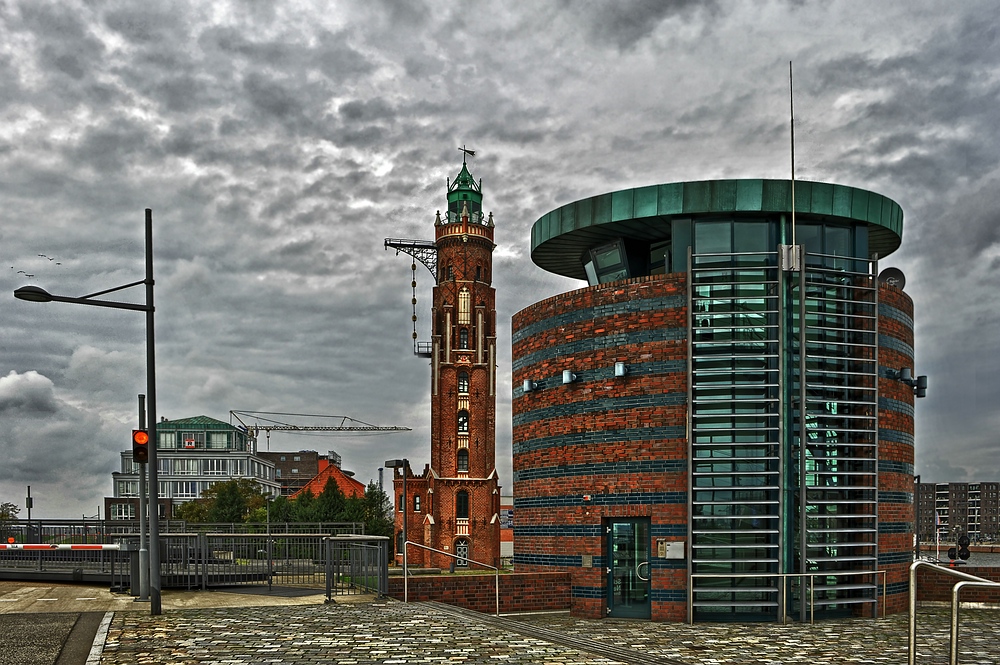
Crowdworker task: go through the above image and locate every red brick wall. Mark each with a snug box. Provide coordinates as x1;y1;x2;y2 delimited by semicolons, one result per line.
916;566;1000;603
877;283;916;616
512;275;688;620
387;572;571;614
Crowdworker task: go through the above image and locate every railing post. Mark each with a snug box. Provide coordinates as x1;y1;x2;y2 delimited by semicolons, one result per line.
324;538;332;601
380;539;389;597
199;532;208;591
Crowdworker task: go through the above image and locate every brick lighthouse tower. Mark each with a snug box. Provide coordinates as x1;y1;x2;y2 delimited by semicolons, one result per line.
385;152;501;569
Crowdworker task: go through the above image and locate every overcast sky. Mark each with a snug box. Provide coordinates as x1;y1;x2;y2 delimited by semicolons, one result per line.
2;0;998;519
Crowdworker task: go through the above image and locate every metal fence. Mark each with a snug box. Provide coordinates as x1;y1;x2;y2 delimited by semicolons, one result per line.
0;519;364;541
0;525;388;598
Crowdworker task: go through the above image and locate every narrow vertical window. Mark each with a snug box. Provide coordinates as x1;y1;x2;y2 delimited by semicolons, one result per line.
459;328;469;348
457;449;469;472
458;287;471;324
457;410;469;433
456;490;469;519
414;495;421;512
458;371;469;394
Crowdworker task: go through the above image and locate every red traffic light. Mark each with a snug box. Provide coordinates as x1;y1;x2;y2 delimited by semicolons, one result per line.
132;429;149;463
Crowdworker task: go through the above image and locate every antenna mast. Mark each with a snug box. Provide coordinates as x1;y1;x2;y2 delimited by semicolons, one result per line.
789;60;796;247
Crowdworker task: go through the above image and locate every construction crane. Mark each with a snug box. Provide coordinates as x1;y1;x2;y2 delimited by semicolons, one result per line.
230;410;410;452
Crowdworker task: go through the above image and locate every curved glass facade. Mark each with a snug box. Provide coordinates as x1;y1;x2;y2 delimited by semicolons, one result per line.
686;219;880;619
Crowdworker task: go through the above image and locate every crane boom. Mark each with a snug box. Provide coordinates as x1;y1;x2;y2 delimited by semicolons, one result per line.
230;410;410;451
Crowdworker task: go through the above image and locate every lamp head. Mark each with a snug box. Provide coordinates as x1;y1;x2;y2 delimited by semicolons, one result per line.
14;285;53;303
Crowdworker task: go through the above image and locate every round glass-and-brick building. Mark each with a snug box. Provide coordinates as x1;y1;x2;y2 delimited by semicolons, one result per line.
512;179;916;621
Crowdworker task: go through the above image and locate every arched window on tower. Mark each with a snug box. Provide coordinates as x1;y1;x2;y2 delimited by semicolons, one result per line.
476;266;481;281
459;328;469;349
457;448;469;473
456;490;469;519
457;410;469;433
458;371;469;394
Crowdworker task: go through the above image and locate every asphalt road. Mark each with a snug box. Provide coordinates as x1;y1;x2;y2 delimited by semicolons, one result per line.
0;611;104;665
0;582;131;665
0;579;329;665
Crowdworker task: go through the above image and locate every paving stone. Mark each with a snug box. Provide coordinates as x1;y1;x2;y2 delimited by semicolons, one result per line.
95;601;1000;665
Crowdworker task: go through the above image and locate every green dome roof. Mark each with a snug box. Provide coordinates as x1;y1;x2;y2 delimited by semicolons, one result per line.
530;179;904;280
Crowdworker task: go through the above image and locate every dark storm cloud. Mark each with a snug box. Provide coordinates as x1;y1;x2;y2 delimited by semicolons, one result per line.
566;0;721;50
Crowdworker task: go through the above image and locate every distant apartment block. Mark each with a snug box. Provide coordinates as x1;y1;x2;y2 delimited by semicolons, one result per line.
916;482;1000;542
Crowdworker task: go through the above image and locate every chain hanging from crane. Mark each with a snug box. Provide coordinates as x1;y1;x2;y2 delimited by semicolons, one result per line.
411;262;419;353
384;238;437;358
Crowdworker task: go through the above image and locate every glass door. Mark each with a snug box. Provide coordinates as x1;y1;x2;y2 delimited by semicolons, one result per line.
607;518;651;618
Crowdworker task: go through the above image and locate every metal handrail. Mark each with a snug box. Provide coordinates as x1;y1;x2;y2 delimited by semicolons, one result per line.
403;540;500;616
689;569;886;624
909;560;1000;665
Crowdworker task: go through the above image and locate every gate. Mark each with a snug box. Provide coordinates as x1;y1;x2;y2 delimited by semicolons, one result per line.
200;533;328;589
325;535;389;598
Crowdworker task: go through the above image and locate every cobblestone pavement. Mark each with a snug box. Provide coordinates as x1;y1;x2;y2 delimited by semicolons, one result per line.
96;598;1000;665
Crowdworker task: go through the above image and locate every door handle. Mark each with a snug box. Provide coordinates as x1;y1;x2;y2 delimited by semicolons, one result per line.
636;560;649;581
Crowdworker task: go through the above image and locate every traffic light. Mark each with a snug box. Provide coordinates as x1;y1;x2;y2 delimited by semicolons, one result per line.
958;535;971;561
132;429;149;464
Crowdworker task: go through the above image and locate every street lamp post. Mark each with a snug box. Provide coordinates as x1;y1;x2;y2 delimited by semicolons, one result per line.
14;208;162;615
914;474;921;561
384;458;408;568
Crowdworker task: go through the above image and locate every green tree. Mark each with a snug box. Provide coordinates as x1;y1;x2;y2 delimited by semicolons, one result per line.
314;478;346;522
361;482;393;537
292;488;318;522
173;498;209;522
0;502;20;542
247;495;292;524
0;501;20;523
208;480;252;523
174;479;264;523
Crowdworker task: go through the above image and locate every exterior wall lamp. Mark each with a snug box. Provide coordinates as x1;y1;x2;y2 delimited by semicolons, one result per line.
889;367;928;398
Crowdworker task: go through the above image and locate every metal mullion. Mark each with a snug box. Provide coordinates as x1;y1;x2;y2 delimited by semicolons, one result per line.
805;310;877;321
802;296;875;310
803;368;876;378
806;349;875;360
804;339;879;351
691;377;780;384
693;323;780;332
